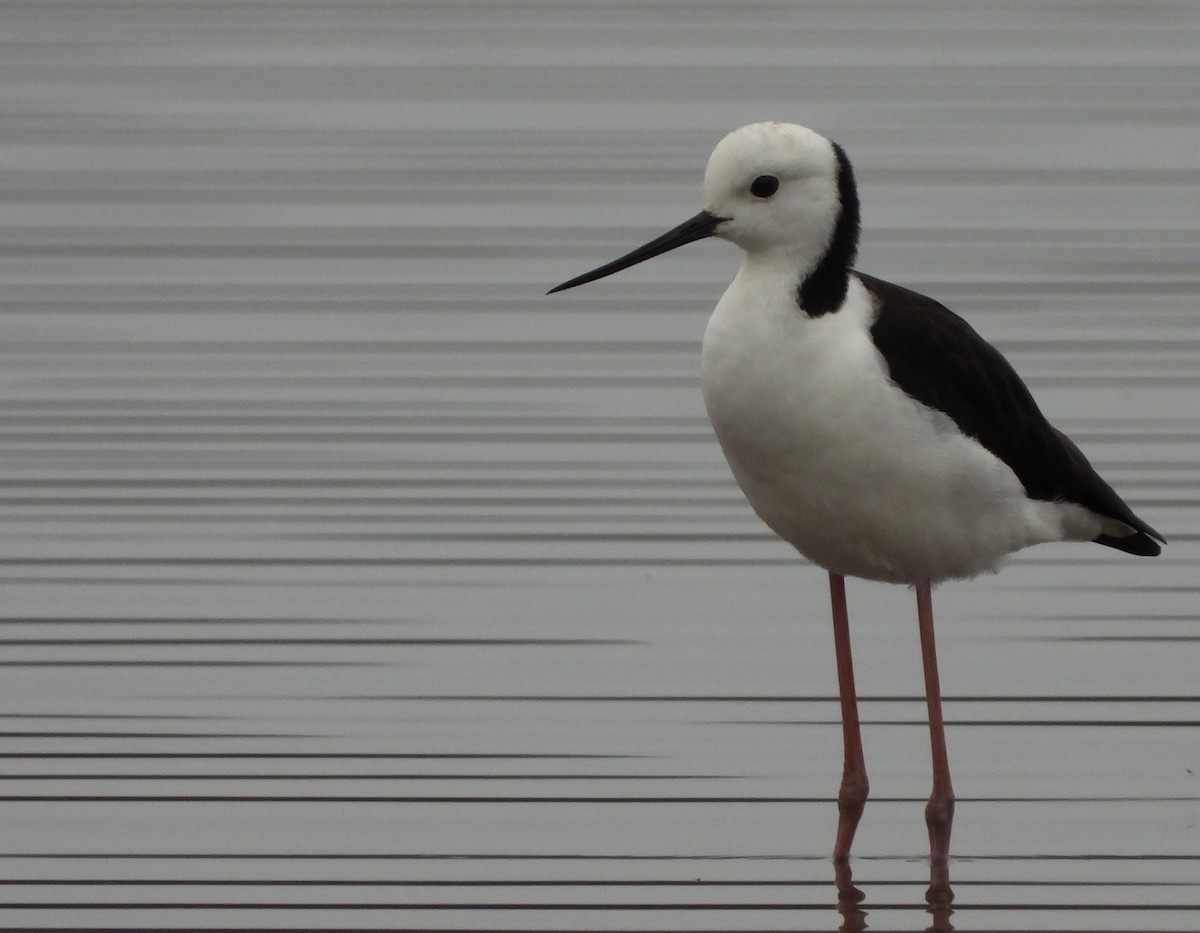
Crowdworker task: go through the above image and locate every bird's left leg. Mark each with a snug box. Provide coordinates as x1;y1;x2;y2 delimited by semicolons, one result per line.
916;579;955;907
829;572;868;902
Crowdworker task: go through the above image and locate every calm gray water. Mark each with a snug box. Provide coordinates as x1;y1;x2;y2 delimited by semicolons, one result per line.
1;2;1198;931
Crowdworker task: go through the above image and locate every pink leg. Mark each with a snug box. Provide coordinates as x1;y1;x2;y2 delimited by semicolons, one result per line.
916;580;955;907
828;573;868;902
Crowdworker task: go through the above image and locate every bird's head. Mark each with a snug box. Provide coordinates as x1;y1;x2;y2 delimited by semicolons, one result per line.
702;121;848;262
548;121;858;295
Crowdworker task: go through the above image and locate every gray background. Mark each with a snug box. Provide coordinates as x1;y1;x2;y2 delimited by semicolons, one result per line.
1;2;1197;930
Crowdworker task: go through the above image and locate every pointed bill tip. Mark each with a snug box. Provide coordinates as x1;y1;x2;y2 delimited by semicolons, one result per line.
547;210;724;296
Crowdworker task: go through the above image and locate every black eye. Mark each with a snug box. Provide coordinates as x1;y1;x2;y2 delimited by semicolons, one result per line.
749;174;779;198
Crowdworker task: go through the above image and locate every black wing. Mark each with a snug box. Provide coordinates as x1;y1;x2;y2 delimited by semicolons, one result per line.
857;271;1163;556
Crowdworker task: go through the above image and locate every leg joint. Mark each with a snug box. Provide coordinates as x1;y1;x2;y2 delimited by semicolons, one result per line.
838;771;870;818
925;785;955;832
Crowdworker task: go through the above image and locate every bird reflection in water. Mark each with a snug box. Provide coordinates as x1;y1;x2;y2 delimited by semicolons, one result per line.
832;869;955;932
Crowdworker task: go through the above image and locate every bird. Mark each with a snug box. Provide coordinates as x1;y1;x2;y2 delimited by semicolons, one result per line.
547;121;1164;906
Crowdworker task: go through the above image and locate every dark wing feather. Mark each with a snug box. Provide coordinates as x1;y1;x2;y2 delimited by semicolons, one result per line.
857;271;1163;556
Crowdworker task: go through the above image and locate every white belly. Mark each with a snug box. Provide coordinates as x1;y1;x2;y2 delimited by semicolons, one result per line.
700;273;1068;584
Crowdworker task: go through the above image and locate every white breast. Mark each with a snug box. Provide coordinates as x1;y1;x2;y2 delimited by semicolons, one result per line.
700;270;1073;584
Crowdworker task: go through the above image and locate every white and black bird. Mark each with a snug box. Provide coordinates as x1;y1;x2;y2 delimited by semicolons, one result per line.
548;121;1163;905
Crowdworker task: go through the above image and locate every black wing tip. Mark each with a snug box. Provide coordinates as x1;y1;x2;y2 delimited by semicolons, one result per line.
1095;528;1165;557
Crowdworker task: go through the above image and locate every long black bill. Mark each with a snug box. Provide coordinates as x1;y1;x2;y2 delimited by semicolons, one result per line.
547;210;725;294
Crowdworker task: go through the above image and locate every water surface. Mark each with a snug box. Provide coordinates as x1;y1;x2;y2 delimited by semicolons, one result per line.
1;2;1198;930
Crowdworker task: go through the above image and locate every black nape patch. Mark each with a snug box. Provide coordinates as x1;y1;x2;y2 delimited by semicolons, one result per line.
797;141;861;317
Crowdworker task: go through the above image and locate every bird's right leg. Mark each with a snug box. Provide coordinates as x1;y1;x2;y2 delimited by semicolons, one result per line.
915;579;955;908
828;572;869;902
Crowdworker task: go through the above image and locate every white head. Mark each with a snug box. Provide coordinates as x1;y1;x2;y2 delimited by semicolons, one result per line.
548;122;860;313
703;122;849;261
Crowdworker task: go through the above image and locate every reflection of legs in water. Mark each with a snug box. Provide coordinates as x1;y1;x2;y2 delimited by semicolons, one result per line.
925;898;956;933
836;891;868;933
916;580;955;908
828;573;868;902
